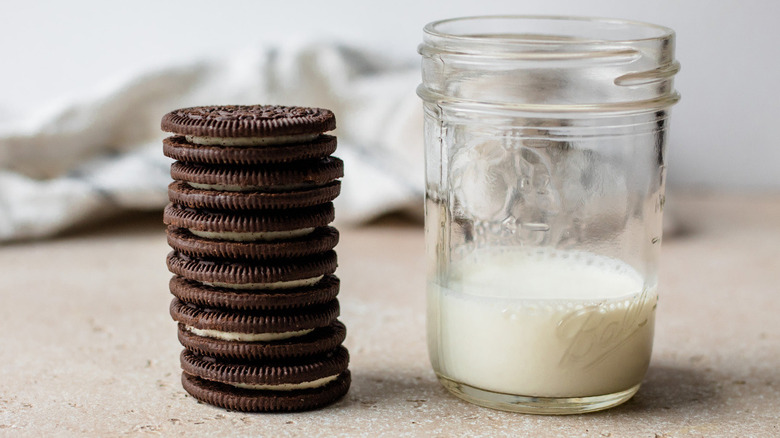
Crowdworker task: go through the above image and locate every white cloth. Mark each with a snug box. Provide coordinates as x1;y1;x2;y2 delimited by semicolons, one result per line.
0;43;425;241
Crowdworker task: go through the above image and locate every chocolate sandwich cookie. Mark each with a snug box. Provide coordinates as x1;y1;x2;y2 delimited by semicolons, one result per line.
161;105;336;138
169;274;340;310
166;226;339;260
166;250;337;289
168;181;341;211
161;105;337;165
163;202;334;242
180;347;351;412
167;157;344;210
163;135;338;165
170;158;343;188
177;320;347;360
169;297;339;341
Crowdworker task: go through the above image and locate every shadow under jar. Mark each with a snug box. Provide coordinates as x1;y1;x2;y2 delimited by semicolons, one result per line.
417;15;680;414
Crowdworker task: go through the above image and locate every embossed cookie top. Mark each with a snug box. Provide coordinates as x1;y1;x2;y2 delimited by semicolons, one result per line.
161;105;336;137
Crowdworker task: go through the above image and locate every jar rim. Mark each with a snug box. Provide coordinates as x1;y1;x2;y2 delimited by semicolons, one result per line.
424;15;675;46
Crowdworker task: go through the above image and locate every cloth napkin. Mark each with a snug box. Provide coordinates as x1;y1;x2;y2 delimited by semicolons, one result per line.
0;42;425;241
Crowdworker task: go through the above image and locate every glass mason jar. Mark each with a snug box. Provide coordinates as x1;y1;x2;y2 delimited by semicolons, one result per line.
418;16;680;414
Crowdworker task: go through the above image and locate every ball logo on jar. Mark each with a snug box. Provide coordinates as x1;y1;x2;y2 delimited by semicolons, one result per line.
556;287;656;369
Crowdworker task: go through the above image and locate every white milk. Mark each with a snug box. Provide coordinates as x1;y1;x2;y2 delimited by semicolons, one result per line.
427;248;657;398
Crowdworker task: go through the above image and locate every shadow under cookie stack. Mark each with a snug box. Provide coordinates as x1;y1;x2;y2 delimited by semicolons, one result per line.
160;105;350;412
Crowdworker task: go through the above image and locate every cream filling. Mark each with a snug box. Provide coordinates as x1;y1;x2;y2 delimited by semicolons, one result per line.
230;375;339;391
186;133;319;146
186;326;313;342
187;182;313;192
203;275;323;290
189;228;314;242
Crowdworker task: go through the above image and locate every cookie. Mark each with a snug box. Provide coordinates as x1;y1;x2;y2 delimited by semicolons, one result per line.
170;158;343;188
169;297;339;339
181;345;348;386
163;203;334;241
180;346;349;411
166;155;343;210
181;369;351;412
167;181;341;210
169;274;340;310
166;250;337;289
166;226;339;260
161;105;335;138
163;135;338;164
177;320;347;360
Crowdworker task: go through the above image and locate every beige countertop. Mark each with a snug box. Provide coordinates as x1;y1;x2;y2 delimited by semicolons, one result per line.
1;192;778;437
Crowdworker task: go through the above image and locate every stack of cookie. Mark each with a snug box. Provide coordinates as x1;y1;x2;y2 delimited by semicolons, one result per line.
160;105;350;412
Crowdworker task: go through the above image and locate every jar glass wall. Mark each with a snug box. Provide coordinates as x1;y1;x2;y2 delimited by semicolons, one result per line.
418;16;679;414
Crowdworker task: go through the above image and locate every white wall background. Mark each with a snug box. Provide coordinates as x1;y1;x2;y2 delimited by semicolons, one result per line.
2;0;779;191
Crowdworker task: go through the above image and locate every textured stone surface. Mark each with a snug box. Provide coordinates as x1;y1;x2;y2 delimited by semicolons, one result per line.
0;192;778;437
